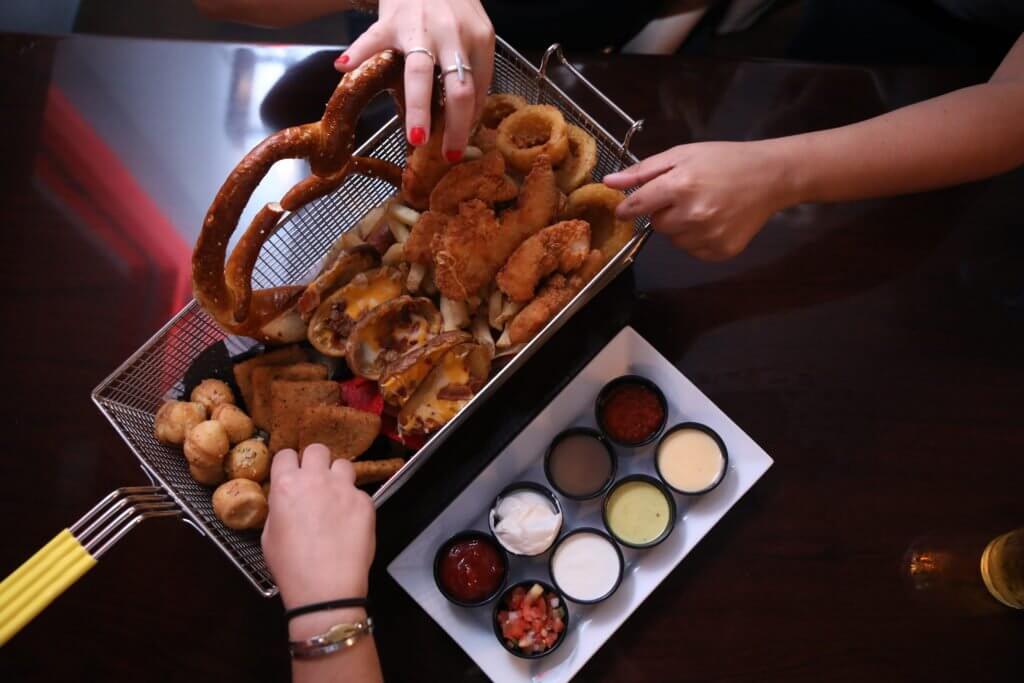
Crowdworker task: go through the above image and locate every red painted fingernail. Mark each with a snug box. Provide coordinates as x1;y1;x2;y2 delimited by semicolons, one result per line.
336;54;350;66
445;149;463;163
409;126;426;145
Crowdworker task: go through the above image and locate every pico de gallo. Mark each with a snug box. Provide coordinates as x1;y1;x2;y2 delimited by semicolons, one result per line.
496;583;567;656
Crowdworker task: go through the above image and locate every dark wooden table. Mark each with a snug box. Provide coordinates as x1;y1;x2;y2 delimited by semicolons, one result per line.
1;32;1021;682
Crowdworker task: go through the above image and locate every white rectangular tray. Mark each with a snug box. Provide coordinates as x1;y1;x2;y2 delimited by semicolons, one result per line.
387;325;773;683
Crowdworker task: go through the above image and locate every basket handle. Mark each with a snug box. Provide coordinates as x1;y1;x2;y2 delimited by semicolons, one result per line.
0;487;179;645
537;44;645;162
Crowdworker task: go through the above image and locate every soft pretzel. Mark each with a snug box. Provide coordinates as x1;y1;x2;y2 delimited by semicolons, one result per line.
193;51;405;341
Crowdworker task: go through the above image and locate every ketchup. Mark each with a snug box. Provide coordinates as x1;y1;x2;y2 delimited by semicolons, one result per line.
600;383;664;444
438;537;505;603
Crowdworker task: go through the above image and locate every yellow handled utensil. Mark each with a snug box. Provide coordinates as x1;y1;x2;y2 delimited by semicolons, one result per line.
0;486;179;646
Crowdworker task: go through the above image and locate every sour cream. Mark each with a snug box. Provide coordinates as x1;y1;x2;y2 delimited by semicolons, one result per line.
489;487;563;556
551;531;622;603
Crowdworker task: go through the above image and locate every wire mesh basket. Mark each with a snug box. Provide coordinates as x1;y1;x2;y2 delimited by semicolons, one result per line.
3;38;651;636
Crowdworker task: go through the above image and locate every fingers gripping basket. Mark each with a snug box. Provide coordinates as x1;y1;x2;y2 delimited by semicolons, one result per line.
1;37;651;643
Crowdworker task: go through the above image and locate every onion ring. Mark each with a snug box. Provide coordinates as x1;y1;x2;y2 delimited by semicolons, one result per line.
564;183;634;265
554;125;597;193
495;104;569;174
471;93;527;153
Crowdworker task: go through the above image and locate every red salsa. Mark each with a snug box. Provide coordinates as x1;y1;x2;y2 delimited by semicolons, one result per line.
600;382;664;444
438;537;505;603
496;583;566;655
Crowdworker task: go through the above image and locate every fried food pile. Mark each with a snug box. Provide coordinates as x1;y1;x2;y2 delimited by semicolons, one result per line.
187;64;637;479
154;358;400;530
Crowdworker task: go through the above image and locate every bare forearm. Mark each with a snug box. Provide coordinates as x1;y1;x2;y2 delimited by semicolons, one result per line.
194;0;367;27
774;35;1024;205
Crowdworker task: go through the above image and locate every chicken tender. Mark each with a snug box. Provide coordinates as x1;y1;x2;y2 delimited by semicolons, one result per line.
428;151;518;214
496;220;591;302
508;249;604;344
432;156;562;302
405;210;449;265
401;118;448;210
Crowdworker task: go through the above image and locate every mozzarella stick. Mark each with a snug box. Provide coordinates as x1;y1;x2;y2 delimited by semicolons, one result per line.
354;458;405;486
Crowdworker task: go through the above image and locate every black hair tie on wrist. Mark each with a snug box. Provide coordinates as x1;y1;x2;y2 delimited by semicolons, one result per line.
284;598;368;623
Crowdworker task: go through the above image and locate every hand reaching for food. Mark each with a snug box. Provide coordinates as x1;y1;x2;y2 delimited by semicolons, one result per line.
336;0;495;160
262;444;377;607
605;141;796;261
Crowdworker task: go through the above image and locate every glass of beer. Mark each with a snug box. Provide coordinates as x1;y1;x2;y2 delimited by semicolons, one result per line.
980;528;1024;609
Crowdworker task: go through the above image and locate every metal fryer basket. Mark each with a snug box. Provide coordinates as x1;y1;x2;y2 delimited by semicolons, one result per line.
90;37;651;597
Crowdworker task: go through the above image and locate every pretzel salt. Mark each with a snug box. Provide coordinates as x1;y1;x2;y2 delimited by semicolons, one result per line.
193;51;405;341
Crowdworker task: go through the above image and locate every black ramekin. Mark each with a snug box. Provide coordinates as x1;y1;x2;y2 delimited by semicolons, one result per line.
594;374;669;447
548;527;625;604
492;580;570;659
433;530;509;607
488;481;563;557
601;474;677;549
543;427;617;501
654;422;729;495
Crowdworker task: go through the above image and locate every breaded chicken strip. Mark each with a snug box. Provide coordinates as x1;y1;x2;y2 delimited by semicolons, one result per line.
433;156;563;301
508;249;604;344
432;200;503;301
404;210;448;265
428;151;518;214
496;220;591;302
401;118;448;210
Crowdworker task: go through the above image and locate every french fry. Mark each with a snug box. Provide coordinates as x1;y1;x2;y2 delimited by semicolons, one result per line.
496;327;512;349
463;145;483;161
389;203;421;226
494;342;526;359
488;289;504;329
406;262;427;292
495;298;525;328
423;267;438;296
472;314;495;356
354;458;405;486
340;230;365;249
355;204;387;238
388;219;411;243
441;296;470;331
381;242;405;266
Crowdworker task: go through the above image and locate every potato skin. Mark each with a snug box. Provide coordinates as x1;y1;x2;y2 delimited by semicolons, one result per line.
212;479;268;530
212;404;255;444
224;438;271;482
191;379;235;413
154;400;207;445
183;420;230;468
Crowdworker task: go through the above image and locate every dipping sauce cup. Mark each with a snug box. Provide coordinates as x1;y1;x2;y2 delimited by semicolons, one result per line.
544;427;617;500
549;527;624;604
492;580;570;659
434;530;508;607
655;422;729;495
595;375;668;447
488;482;563;557
602;474;676;549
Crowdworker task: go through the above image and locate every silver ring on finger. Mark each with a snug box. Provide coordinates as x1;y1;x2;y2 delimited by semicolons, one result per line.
405;46;436;66
440;51;473;84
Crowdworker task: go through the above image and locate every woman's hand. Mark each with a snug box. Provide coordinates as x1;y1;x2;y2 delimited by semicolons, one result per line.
262;444;376;608
337;0;495;162
605;140;800;261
